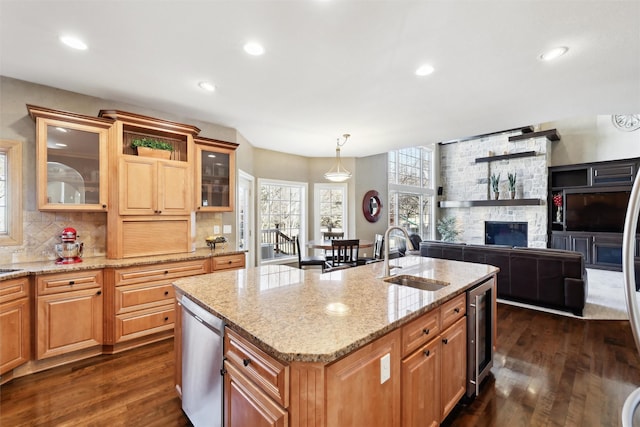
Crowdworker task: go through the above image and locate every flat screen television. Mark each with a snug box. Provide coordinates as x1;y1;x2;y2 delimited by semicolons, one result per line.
565;191;630;233
485;221;528;247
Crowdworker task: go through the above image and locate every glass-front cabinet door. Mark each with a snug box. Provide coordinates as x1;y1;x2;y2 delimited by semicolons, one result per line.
194;137;238;212
28;105;113;211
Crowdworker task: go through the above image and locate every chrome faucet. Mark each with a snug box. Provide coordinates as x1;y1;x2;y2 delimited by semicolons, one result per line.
383;226;412;277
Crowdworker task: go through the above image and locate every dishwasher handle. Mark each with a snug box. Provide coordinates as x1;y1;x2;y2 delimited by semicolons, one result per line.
181;294;224;334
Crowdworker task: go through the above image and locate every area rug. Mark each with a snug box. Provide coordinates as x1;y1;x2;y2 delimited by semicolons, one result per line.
498;268;637;320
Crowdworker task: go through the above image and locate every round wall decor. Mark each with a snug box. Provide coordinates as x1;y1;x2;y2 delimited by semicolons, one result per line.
611;114;640;132
362;190;382;223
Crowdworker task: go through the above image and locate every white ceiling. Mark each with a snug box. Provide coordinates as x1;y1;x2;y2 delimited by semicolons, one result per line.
1;0;639;158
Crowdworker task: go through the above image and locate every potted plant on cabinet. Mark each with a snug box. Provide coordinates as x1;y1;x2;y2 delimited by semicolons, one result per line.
490;173;500;200
508;172;517;199
131;137;174;159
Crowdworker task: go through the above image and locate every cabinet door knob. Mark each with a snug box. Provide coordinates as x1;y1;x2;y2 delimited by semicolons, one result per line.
157;210;162;214
423;328;430;335
243;358;251;367
164;271;169;274
164;291;169;296
96;290;102;296
424;349;430;357
454;307;460;313
102;204;107;209
442;338;449;345
164;316;169;321
69;280;75;285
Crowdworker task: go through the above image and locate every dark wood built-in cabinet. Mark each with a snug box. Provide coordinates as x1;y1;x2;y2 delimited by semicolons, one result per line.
548;157;640;271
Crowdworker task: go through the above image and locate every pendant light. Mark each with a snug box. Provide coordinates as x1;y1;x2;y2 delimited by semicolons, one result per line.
324;133;352;182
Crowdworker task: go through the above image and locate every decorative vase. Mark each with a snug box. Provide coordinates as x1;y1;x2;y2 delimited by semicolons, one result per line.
510;190;516;199
556;206;562;222
494;191;499;200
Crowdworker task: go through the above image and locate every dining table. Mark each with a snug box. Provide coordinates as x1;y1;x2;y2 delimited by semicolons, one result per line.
307;239;374;250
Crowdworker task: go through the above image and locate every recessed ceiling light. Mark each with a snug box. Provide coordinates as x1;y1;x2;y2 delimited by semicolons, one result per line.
59;35;88;50
244;42;265;56
539;46;568;61
415;64;435;76
198;81;216;92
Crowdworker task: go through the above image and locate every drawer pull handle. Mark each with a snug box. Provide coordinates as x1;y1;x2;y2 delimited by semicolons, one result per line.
164;291;169;296
243;358;251;367
454;307;460;313
423;328;430;335
164;316;169;321
228;260;232;264
96;290;102;296
69;281;75;285
164;271;169;274
442;338;449;345
424;349;430;357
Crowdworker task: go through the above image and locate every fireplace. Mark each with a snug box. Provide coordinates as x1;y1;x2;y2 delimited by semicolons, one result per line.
485;221;528;247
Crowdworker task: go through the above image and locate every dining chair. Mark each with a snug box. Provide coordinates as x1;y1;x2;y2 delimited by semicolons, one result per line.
357;234;384;265
295;236;327;271
326;239;360;270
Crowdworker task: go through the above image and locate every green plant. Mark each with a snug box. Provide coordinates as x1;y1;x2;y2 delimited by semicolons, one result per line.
508;172;516;191
131;137;174;152
490;173;500;192
436;216;460;242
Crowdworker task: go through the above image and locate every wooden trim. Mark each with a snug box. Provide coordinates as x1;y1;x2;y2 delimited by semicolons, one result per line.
27;104;114;127
0;140;22;245
193;136;239;150
98;109;201;136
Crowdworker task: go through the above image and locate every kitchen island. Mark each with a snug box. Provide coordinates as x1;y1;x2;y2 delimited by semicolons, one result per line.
173;255;498;427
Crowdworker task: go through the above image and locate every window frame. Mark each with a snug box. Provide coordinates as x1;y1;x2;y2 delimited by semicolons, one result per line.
0;139;23;246
388;144;436;241
313;182;348;241
257;178;307;265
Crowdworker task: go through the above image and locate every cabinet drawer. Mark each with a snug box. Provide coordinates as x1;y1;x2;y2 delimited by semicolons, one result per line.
0;277;29;304
37;270;103;295
440;293;466;331
114;259;208;286
225;328;289;407
401;309;440;357
115;282;175;314
212;253;245;271
115;305;174;343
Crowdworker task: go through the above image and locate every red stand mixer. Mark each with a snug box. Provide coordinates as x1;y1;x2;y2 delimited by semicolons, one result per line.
54;227;84;264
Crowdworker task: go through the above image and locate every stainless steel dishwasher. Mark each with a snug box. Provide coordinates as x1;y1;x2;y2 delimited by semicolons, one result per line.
181;294;224;427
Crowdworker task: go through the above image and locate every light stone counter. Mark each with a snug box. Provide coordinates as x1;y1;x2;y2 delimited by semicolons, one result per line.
0;248;245;280
173;255;498;363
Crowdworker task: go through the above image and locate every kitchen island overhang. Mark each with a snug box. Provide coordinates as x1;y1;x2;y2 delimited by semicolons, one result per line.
172;256;498;364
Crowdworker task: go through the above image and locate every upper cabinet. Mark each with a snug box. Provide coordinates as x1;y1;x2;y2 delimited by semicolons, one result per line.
194;137;239;212
99;110;201;217
28;105;113;212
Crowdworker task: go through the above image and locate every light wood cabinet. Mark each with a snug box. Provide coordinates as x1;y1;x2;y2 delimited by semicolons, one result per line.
104;259;209;352
0;277;30;377
440;316;467;421
401;336;440;427
224;328;289;427
28;104;112;212
212;253;246;272
195;137;239;212
35;270;103;360
326;329;401;427
118;156;191;216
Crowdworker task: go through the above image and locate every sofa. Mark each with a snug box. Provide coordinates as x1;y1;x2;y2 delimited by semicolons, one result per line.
419;240;588;316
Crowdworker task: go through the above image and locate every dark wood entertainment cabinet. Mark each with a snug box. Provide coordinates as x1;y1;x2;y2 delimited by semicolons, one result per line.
548;157;640;271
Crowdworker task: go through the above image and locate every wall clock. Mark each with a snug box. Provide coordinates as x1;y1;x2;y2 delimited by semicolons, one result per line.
611;114;640;132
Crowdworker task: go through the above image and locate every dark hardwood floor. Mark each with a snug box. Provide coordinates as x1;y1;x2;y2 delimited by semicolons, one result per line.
2;304;640;426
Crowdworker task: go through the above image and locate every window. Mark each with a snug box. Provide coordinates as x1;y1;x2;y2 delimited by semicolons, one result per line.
388;145;435;240
258;179;307;264
314;183;347;240
0;140;22;246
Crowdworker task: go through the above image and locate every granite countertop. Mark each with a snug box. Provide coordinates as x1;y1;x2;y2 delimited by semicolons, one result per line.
173;256;498;364
0;248;246;280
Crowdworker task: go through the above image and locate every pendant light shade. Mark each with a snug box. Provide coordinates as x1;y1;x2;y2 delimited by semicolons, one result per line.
324;134;352;182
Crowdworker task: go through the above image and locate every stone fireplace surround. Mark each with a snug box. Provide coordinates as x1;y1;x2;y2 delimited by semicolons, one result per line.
438;129;552;248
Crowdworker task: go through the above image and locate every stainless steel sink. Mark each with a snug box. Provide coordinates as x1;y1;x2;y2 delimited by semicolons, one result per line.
383;275;449;291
